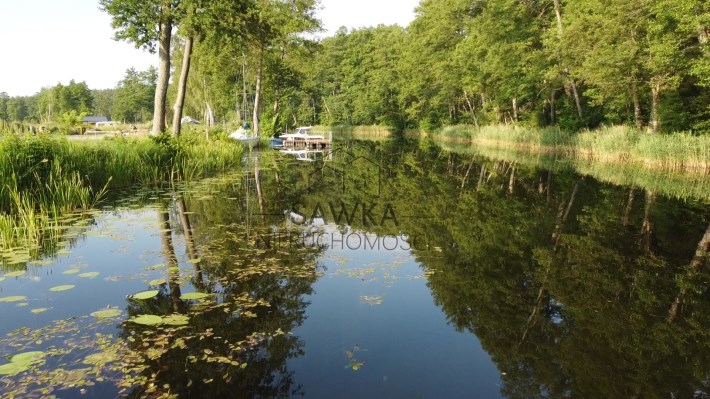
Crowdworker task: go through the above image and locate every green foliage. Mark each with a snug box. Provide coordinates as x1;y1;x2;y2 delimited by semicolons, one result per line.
113;67;156;123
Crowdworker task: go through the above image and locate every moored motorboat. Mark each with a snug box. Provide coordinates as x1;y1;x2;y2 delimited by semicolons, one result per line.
229;127;259;149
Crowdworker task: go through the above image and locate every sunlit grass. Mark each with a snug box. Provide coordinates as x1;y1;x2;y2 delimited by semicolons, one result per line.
433;124;710;173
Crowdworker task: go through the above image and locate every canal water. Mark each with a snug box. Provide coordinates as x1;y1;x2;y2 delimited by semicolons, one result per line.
1;139;709;398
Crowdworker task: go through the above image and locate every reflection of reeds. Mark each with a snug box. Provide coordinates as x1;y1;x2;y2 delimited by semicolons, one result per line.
443;141;710;202
432;124;710;174
0;132;245;266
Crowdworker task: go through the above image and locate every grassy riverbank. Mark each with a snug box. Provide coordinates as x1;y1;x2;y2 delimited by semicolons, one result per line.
429;125;710;173
0;132;244;255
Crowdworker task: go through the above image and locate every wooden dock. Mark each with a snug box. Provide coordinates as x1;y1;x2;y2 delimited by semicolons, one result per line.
282;138;332;150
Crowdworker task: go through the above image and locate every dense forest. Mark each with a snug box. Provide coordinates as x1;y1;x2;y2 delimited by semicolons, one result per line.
1;0;709;135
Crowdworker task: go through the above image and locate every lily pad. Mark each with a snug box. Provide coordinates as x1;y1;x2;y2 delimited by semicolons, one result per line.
63;269;81;275
31;308;50;314
162;314;190;326
0;362;29;376
129;315;163;326
90;309;122;319
5;271;26;278
130;290;159;300
0;296;28;303
148;279;165;286
49;285;75;292
187;258;202;264
78;272;100;279
0;277;5;282
11;351;45;365
180;292;211;301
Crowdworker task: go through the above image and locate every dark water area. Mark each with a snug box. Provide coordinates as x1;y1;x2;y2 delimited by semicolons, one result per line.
1;138;710;398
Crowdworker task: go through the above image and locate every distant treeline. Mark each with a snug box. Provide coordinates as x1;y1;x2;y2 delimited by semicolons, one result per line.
0;67;156;124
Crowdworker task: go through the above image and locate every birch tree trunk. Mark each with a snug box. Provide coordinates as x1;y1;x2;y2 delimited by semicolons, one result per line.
650;81;661;134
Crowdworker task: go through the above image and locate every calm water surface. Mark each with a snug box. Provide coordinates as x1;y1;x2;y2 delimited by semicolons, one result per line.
1;139;710;398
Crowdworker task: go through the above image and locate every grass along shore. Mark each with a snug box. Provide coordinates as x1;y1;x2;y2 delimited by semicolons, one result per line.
427;125;710;174
0;132;245;258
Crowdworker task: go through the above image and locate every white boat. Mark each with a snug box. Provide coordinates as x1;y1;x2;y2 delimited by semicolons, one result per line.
229;127;259;149
279;126;324;141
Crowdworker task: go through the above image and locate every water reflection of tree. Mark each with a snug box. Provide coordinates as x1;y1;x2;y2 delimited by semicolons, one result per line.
384;141;710;398
118;184;324;398
116;140;710;398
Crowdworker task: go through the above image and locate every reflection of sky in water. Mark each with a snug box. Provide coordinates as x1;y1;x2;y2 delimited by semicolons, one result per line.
0;210;170;336
289;225;502;398
0;211;503;398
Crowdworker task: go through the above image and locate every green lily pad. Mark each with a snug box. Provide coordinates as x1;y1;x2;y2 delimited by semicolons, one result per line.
49;285;75;292
162;314;190;326
0;296;28;303
129;315;163;326
11;351;45;365
187;258;202;264
180;292;211;301
148;279;165;286
130;290;159;300
78;272;100;279
0;362;29;375
144;264;165;271
0;277;6;282
16;303;29;308
5;271;26;278
31;308;50;314
63;269;81;275
90;309;122;319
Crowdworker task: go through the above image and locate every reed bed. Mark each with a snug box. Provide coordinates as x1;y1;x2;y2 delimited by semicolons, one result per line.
314;125;394;138
0;132;244;256
431;124;710;173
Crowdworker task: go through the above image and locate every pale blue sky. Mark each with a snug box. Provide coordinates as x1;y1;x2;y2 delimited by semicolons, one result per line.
0;0;419;97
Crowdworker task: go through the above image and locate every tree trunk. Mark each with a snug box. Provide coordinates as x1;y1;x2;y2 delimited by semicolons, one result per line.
172;36;194;137
553;0;564;36
550;91;556;124
255;157;265;216
650;81;661;133
632;81;643;129
570;79;583;119
552;181;580;251
152;15;172;135
158;209;181;312
669;221;710;322
623;188;635;227
508;167;516;194
512;97;519;122
641;191;656;254
252;50;263;136
177;198;203;289
463;90;479;129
